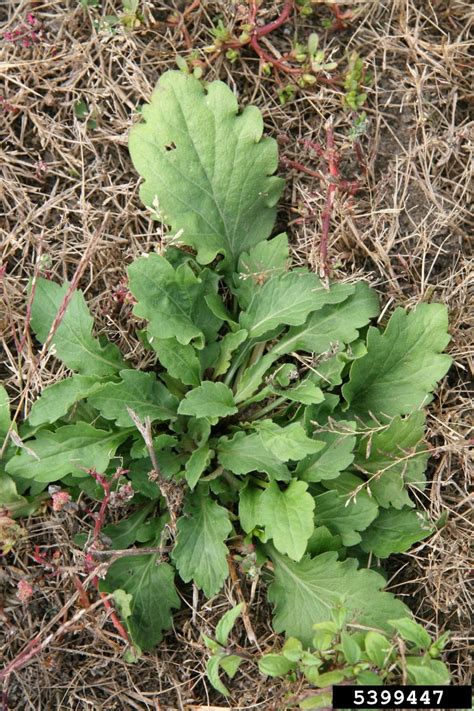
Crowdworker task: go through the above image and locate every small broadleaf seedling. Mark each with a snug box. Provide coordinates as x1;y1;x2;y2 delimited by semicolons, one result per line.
1;72;451;672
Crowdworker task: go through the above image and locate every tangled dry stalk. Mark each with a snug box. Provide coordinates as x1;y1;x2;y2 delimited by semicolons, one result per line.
1;0;472;708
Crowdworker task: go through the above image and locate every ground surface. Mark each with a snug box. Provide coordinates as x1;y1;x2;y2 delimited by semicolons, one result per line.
0;0;472;709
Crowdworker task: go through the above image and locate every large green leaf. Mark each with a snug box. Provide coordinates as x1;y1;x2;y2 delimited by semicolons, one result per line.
360;507;433;558
313;487;378;547
296;423;356;483
218;430;290;481
240;271;349;339
31;279;125;376
254;421;324;461
101;556;180;650
28;375;110;426
88;370;178;427
273;281;379;356
260;481;315;561
128;254;216;347
5;423;130;483
129;71;284;267
151;337;201;386
177;381;237;420
218;421;322;481
267;548;410;646
353;412;428;509
172;488;232;596
343;304;451;417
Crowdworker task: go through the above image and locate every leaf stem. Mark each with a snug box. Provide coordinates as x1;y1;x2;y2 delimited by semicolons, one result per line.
248;395;287;421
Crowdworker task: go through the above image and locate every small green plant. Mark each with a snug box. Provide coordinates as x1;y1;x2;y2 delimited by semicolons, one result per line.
203;603;451;700
343;51;370;111
1;73;451;672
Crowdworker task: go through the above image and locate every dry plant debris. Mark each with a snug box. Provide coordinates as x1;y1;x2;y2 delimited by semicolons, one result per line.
0;0;472;708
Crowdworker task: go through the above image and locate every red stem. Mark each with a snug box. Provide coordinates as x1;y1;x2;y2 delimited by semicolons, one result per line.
254;0;294;37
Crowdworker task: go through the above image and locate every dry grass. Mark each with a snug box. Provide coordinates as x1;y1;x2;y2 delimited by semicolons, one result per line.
1;0;472;708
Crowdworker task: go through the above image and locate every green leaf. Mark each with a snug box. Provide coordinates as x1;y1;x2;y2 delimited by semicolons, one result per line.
313;487;378;547
0;472;29;513
360;507;433;558
0;385;10;441
127;254;205;347
405;657;451;685
364;631;392;668
388;617;431;649
254;421;324;461
219;654;243;679
5;424;130;483
260;481;315;561
185;443;213;489
151;337;201;386
354;412;428;509
129;71;284;267
343;304;451;417
306;526;343;557
215;602;244;646
273;281;378;356
241;271;340;339
30;279;125;376
101;504;154;549
88;370;178;427
172;488;232;596
101;556;179;650
28;375;110;426
177;381;237;420
271;377;324;406
235;232;289;308
206;654;230;696
296;423;356;482
340;630;361;664
267;548;410;647
258;653;295;677
218;431;290;481
238;483;262;533
213;330;248;377
299;692;332;710
282;636;303;662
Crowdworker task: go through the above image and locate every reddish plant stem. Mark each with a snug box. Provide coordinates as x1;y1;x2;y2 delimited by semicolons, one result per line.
253;0;294;37
329;3;352;31
284;124;360;277
84;468;131;645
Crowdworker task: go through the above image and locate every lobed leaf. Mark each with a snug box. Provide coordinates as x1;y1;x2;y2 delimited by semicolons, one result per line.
343;304;451;417
172;488;232;596
267;547;410;647
5;423;130;483
88;370;178;427
129;71;284;267
101;556;179;650
31;279;125;376
260;480;315;561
